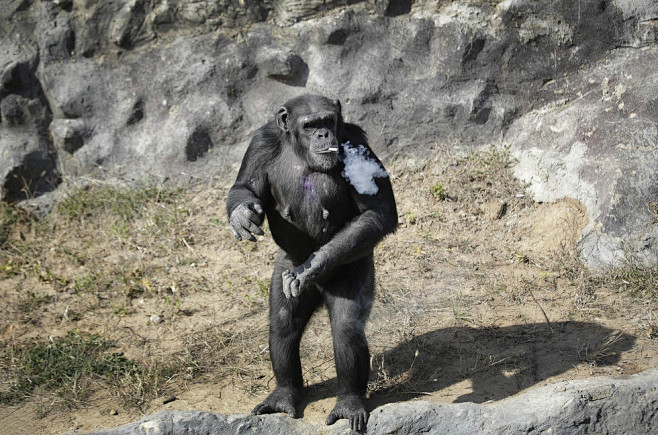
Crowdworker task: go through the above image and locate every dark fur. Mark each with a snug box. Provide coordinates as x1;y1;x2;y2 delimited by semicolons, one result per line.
226;95;397;432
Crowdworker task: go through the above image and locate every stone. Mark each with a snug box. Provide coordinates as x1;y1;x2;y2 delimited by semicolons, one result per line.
1;0;657;266
36;6;74;60
0;127;60;202
0;53;59;203
0;94;28;126
84;369;658;435
508;47;658;268
255;48;309;87
109;0;154;49
53;0;73;8
50;118;87;154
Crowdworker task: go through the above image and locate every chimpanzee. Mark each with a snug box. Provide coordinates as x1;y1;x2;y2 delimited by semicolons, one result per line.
226;94;397;431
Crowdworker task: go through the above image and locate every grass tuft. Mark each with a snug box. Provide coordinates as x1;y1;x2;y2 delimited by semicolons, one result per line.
0;331;182;412
56;184;180;223
1;333;131;404
605;264;658;300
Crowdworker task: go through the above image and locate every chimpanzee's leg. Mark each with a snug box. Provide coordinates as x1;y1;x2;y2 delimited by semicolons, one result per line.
323;256;374;432
252;254;321;418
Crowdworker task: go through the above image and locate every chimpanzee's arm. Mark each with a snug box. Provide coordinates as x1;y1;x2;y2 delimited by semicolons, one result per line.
283;146;397;298
307;173;396;270
226;126;277;242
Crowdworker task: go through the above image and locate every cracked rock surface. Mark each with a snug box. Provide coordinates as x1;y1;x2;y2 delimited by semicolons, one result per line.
1;2;657;258
88;370;658;434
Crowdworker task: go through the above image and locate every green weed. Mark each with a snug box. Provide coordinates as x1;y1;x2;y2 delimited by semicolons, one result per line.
431;182;446;201
0;331;178;412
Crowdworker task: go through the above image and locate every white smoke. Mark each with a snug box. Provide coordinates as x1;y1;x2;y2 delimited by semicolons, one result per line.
340;141;388;195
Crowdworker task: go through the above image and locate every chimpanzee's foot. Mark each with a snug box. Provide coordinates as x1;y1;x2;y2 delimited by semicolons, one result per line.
251;387;301;418
325;395;368;432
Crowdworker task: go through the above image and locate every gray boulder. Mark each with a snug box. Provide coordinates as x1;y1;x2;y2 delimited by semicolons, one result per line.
0;52;60;202
508;46;658;268
86;369;658;434
37;34;250;182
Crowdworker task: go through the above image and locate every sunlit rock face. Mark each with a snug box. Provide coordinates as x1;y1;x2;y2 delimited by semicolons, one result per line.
1;0;657;266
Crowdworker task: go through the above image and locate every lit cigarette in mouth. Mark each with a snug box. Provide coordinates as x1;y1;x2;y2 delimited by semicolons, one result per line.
328;147;338;152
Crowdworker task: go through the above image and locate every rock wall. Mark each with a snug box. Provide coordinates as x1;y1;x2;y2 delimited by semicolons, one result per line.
1;0;657;266
88;370;658;434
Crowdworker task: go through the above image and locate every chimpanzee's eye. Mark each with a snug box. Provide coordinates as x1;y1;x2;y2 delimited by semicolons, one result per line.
308;119;333;130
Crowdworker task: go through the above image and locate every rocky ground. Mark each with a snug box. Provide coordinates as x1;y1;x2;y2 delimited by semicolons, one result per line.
1;148;657;434
1;1;657;434
91;370;658;434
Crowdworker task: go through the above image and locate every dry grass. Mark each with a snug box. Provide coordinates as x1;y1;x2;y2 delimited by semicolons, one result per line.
0;146;656;433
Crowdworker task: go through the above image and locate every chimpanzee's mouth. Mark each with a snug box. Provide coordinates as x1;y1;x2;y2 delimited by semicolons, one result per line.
315;147;339;154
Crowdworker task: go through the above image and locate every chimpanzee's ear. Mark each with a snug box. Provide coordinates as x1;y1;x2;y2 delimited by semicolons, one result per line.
276;106;289;132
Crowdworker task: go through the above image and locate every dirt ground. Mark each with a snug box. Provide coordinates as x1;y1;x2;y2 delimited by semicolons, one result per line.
1;146;657;434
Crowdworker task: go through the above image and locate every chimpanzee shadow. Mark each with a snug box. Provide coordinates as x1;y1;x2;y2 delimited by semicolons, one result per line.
301;321;635;413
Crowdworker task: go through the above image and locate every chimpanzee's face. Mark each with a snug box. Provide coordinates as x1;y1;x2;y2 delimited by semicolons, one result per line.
276;95;343;172
295;110;340;171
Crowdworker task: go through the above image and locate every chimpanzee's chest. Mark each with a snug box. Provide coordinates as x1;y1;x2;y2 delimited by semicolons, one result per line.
270;171;355;241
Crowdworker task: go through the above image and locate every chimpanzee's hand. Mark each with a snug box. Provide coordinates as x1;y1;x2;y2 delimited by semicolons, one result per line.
281;269;306;299
281;252;328;298
229;202;264;242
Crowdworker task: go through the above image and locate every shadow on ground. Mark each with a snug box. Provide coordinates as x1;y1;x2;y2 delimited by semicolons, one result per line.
301;321;634;413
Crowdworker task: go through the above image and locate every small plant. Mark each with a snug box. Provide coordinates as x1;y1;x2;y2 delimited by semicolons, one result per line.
244;278;270;304
431;182;446;201
405;210;417;225
452;296;475;326
0;258;22;278
0;202;21;245
642;311;658;339
73;273;98;294
162;294;182;317
182;324;269;391
118;267;147;298
257;279;270;297
512;252;531;264
578;330;625;365
16;290;53;320
209;217;225;227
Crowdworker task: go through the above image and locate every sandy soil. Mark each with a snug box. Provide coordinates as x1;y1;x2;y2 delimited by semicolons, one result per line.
1;148;656;434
